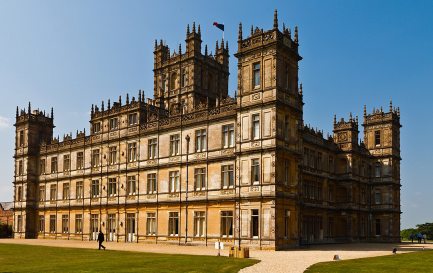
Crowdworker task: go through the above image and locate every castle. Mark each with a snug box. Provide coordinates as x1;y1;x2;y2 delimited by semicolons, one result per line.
13;11;401;249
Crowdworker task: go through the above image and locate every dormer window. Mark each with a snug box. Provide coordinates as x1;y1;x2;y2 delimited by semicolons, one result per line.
93;122;101;134
109;118;118;131
128;113;138;126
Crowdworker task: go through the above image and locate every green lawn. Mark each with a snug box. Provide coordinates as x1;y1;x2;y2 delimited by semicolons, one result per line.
305;250;433;273
0;243;258;273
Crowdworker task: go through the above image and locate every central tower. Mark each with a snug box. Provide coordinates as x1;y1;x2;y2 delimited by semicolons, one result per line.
153;23;229;114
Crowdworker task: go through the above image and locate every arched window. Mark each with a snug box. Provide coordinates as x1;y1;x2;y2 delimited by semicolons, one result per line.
161;75;166;94
181;70;188;87
170;73;177;90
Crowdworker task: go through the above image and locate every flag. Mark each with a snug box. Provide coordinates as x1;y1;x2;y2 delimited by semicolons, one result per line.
213;22;224;31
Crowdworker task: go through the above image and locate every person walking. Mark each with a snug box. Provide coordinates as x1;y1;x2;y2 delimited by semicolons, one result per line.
409;233;414;243
417;232;423;244
97;230;106;250
423;234;427;244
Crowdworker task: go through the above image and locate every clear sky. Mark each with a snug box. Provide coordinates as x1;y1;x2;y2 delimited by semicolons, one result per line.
0;0;432;229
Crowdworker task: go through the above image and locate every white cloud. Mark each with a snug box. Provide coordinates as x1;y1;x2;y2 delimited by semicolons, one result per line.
0;116;10;129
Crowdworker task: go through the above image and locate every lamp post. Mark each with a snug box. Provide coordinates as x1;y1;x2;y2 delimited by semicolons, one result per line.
185;134;190;244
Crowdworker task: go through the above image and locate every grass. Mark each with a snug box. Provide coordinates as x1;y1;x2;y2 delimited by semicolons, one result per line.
305;249;433;273
0;243;258;273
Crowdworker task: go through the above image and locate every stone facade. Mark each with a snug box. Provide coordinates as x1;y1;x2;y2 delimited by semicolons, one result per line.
0;202;13;226
12;11;401;249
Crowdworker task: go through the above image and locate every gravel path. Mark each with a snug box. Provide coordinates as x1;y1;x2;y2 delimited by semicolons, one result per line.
0;239;430;273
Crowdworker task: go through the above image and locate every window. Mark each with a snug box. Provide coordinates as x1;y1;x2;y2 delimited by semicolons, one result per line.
253;62;261;87
221;165;234;188
329;156;334;173
375;219;381;236
195;129;207;152
251;159;260;184
284;115;290;140
90;214;99;240
51;157;58;173
375;192;382;204
109;146;117;165
92;122;101;134
49;215;56;234
147;213;156;235
18;160;23;176
128;142;137;162
76;181;83;199
284;210;290;238
76;152;84;170
108;178;117;196
168;212;179;236
285;63;290;90
39;185;45;201
251;209;259;238
147;173;157;194
38;215;45;233
128;113;138;126
284;160;290;185
62;215;69;233
317;152;322;171
181;69;188;87
222;124;235;148
194;168;206;190
17;215;23;232
62;183;70;200
109;118;118;130
194;211;205;237
75;214;83;234
161;75;167;93
92;149;100;167
170;73;177;90
19;130;24;146
252;114;260;139
50;184;57;201
126;213;136;242
221;211;233;237
107;214;116;241
170;134;180;156
63;155;70;172
16;186;23;201
169;171;180;193
127;176;136;195
148;138;157;159
375;163;381;177
40;159;46;174
91;180;99;198
374;130;381;146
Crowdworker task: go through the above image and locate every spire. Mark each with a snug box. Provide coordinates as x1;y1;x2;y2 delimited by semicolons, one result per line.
142;90;145;102
179;43;182;55
397;107;400;116
204;44;208;56
108;99;111;109
294;26;299;43
28;102;31;114
215;40;219;53
333;115;337;125
126;93;130;104
389;99;393;112
198;24;201;36
273;9;278;29
192;22;196;33
299;83;303;96
221;38;224;49
138;90;141;102
154;39;157;49
51;107;54;119
16;106;18;117
288;27;291;38
91;104;94;115
349;112;353;122
101;100;104;111
283;23;286;32
238;22;243;40
363;105;367;117
187;24;190;35
250;25;254;35
226;41;229;52
119;95;122;106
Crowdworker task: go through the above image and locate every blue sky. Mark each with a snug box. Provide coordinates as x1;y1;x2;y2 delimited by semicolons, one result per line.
0;0;432;229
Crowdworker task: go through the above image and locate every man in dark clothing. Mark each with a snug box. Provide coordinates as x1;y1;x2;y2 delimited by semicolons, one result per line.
97;231;106;250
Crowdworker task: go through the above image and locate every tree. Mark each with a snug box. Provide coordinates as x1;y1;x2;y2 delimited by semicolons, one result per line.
416;223;433;240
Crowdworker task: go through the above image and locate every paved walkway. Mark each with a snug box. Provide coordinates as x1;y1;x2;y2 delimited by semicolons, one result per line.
0;239;431;273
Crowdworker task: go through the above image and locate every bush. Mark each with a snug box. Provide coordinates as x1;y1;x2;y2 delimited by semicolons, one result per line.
0;223;13;238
